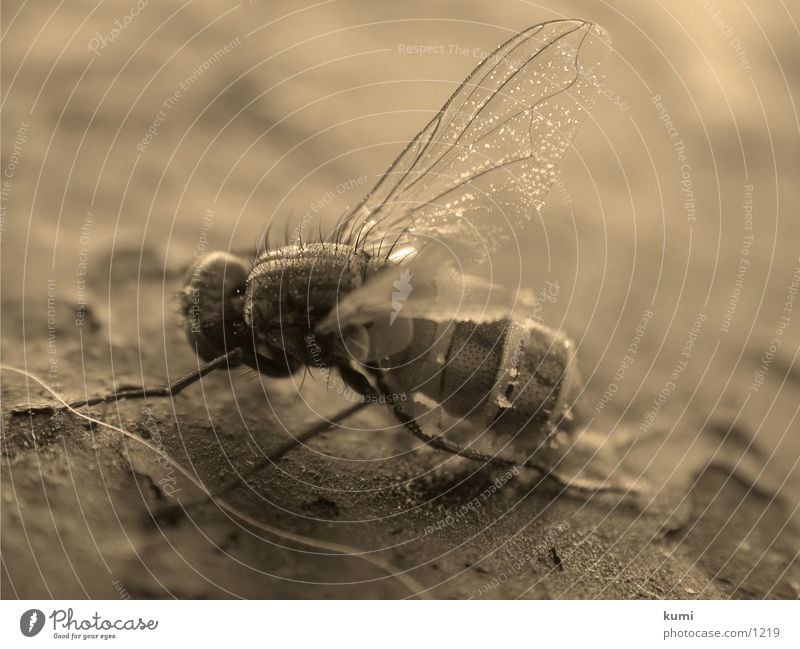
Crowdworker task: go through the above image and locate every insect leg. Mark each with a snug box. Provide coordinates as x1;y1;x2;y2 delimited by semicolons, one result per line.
373;375;629;496
13;349;241;415
395;403;630;495
203;401;368;500
327;366;537;476
172;365;374;513
305;365;503;473
154;400;370;521
387;396;511;465
338;364;379;398
371;373;494;461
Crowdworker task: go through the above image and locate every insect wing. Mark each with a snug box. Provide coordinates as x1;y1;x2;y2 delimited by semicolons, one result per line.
316;243;536;336
328;20;611;333
334;19;612;262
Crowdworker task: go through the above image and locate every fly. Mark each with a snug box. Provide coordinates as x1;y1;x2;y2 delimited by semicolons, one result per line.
18;20;621;500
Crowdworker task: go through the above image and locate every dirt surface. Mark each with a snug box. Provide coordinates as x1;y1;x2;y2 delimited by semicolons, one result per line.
3;244;798;599
2;1;800;598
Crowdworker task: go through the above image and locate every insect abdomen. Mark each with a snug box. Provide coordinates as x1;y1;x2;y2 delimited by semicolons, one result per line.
488;319;579;441
384;318;578;447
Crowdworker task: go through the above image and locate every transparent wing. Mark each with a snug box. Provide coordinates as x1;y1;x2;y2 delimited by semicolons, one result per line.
316;244;537;336
332;19;612;262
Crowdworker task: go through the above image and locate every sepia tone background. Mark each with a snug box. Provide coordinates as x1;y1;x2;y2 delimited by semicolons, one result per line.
2;0;799;598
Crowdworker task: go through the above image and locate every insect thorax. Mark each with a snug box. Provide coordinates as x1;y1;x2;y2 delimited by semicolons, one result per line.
244;243;383;367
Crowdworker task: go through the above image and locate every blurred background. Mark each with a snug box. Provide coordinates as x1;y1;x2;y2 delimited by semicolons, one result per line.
2;0;799;598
